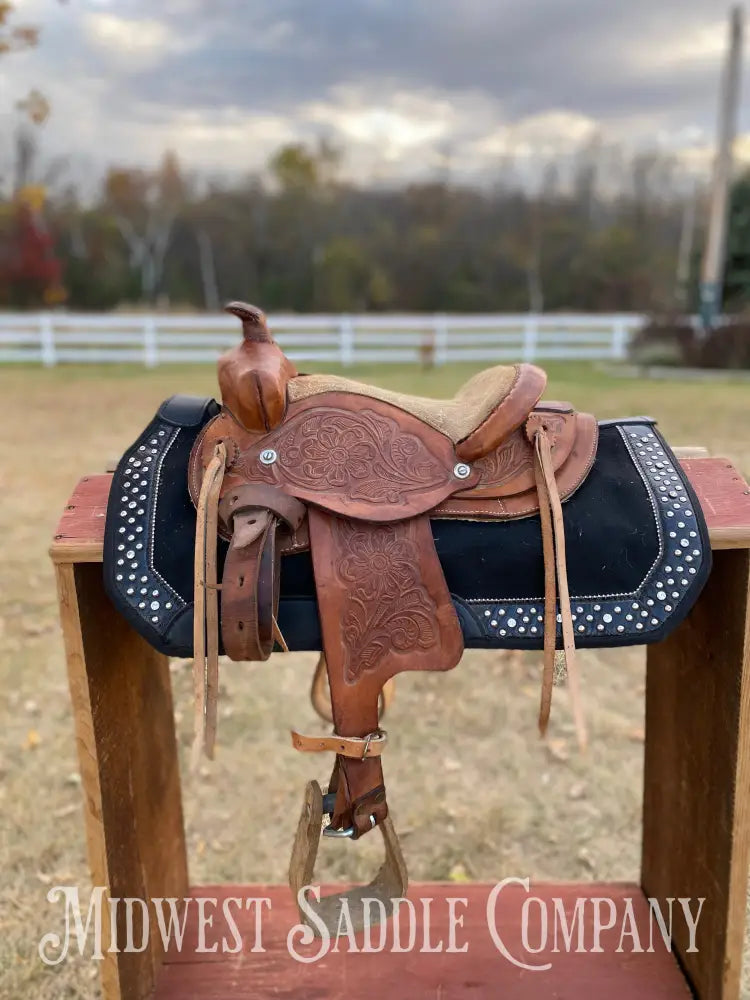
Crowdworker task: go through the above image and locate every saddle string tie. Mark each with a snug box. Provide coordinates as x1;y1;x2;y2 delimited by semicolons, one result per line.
533;428;587;750
191;441;227;770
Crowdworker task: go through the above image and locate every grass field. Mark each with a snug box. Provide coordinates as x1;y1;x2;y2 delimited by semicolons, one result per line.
1;361;749;999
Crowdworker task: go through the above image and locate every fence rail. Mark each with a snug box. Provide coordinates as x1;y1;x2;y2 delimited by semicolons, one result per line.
0;312;647;366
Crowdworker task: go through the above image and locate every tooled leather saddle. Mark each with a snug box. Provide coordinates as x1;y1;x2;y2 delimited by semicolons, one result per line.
103;301;711;932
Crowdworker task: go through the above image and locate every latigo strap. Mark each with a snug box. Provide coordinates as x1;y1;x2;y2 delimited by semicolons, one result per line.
530;422;586;748
192;442;226;765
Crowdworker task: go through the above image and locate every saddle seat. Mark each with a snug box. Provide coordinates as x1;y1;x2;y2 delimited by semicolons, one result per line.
287;364;547;462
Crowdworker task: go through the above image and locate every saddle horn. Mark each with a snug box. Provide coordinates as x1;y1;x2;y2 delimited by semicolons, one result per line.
218;300;297;433
225;301;273;343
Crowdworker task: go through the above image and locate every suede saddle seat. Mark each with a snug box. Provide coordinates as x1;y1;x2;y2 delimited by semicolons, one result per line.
286;365;543;459
191;331;598;532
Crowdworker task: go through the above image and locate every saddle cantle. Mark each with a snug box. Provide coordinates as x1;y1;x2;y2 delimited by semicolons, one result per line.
103;301;711;935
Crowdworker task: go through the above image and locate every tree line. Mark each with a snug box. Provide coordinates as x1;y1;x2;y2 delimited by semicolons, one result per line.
2;135;750;315
2;0;748;317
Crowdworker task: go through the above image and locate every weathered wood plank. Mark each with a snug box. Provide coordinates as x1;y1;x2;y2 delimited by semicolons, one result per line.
49;457;750;565
680;458;750;549
642;548;750;999
55;562;189;1000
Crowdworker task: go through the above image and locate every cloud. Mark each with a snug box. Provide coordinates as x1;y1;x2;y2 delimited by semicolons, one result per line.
0;0;742;187
81;12;202;70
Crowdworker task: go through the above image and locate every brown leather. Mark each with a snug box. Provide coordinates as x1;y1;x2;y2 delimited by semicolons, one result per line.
217;302;298;433
458;406;581;497
434;411;598;519
310;652;396;723
192;443;226;765
308;508;464;836
534;433;557;739
533;428;587;749
217;484;307;662
218;483;306;537
455;363;547;461
290;729;387;758
205;392;481;522
220;509;277;661
190;404;598;527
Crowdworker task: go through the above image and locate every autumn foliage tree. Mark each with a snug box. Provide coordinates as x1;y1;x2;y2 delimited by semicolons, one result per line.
0;200;62;306
0;1;38;55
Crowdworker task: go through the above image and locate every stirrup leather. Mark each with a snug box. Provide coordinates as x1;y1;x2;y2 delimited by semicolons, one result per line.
310;652;396;724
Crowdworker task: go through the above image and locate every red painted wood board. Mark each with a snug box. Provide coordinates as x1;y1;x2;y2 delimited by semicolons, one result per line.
151;883;692;999
50;458;750;561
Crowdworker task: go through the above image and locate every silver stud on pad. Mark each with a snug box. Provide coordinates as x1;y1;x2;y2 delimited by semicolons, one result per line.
471;423;704;646
112;420;186;627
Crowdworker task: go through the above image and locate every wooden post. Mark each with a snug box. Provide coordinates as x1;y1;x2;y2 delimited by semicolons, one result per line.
339;314;354;366
642;546;750;999
522;314;538;363
420;319;437;369
143;315;158;368
433;312;448;366
675;183;698;311
611;316;630;361
40;311;56;367
53;557;189;1000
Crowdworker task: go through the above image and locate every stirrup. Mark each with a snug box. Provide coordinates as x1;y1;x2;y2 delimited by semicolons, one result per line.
288;781;408;937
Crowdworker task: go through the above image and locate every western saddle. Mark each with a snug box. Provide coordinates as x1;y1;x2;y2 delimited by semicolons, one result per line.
187;302;598;932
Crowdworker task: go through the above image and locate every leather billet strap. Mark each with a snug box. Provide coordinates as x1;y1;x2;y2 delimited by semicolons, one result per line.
218;483;305;662
531;424;587;750
290;729;387;758
192;442;227;765
307;507;464;839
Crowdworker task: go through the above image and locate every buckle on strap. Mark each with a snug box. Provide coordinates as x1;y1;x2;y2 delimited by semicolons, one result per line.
290;728;387;759
320;792;377;839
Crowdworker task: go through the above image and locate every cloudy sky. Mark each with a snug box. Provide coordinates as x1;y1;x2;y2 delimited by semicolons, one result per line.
1;0;745;187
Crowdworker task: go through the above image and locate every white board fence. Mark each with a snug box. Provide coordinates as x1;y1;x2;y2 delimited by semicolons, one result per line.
0;312;646;366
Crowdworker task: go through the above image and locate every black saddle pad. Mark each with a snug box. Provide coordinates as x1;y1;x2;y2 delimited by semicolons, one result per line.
104;395;711;658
